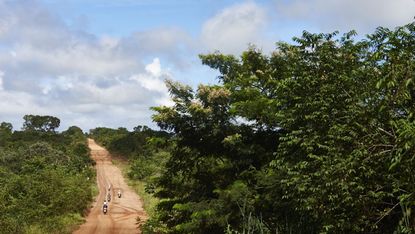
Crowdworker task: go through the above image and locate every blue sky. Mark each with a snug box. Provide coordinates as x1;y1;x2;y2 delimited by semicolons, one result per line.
0;0;414;131
44;0;235;36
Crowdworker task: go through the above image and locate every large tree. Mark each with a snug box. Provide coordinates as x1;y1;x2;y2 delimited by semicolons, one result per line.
22;115;60;132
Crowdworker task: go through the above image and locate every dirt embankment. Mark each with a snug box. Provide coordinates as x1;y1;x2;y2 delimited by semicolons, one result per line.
73;138;148;234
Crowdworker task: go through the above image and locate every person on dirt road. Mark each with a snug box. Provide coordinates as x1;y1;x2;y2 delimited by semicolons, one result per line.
103;201;108;214
118;190;121;198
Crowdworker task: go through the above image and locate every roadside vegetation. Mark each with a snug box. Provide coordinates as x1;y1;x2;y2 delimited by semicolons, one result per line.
0;115;95;234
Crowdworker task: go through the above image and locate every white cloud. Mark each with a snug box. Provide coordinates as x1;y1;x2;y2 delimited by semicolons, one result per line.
0;18;10;38
55;76;74;91
145;58;162;77
201;2;269;54
131;58;170;93
8;44;138;77
9;50;16;58
78;79;149;105
156;95;175;107
135;75;167;93
99;35;119;49
0;90;47;116
276;0;415;33
41;84;52;95
119;27;195;70
0;70;3;90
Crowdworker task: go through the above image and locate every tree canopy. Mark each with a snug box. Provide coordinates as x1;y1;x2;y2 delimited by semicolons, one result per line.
22;115;60;132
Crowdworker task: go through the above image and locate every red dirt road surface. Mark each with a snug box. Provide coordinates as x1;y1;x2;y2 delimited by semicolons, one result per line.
73;139;147;234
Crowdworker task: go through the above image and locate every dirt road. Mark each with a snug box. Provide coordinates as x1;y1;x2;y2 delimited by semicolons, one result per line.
74;139;147;234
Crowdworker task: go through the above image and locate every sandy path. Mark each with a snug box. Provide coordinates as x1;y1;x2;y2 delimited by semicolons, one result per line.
73;139;147;234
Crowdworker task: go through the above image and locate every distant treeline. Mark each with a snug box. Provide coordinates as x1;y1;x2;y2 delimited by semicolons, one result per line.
0;115;95;234
89;125;171;159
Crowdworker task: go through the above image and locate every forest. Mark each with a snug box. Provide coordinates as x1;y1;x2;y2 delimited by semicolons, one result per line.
0;115;95;233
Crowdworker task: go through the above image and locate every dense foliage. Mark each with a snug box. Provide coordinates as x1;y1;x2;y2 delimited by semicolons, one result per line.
0;117;95;234
148;22;415;233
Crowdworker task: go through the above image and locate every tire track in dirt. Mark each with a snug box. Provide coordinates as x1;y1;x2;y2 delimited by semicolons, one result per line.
73;139;148;234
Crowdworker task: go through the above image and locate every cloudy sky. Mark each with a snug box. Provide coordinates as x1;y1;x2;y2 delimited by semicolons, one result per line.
0;0;414;131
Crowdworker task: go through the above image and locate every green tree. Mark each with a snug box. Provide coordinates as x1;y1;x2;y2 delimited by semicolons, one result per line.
22;115;60;132
151;79;280;233
0;122;13;133
0;122;13;146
